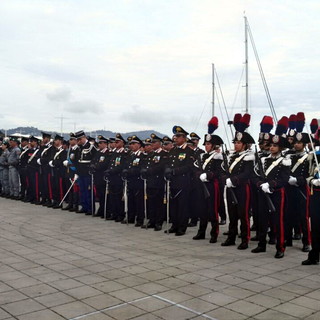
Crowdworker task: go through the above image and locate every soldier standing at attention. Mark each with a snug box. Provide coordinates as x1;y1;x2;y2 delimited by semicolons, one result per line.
164;126;194;236
122;135;145;226
62;133;80;212
188;132;204;227
26;136;41;203
89;135;110;217
49;134;67;209
0;141;10;197
74;130;97;215
251;117;291;258
302;126;320;265
105;133;128;222
286;112;311;252
193;117;224;243
8;137;21;199
221;114;255;250
18;137;30;200
140;134;168;231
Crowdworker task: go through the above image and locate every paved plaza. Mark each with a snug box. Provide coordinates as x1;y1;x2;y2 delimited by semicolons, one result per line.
0;199;320;320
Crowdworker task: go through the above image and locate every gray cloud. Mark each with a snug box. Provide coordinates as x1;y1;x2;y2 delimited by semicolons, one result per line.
121;105;172;126
65;99;103;114
46;87;72;102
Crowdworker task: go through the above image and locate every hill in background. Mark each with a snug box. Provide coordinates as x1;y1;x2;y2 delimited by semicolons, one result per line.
0;126;166;140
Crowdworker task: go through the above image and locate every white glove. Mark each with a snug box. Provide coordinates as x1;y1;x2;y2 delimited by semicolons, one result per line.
199;173;208;182
226;178;235;188
49;160;54;167
288;176;298;186
74;174;79;181
37;158;41;165
261;182;272;194
312;178;320;187
63;160;69;167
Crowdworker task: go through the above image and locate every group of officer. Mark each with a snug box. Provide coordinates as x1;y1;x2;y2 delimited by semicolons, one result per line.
0;112;319;265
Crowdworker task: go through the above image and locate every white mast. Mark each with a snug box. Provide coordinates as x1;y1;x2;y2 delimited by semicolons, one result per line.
244;14;249;113
212;63;215;116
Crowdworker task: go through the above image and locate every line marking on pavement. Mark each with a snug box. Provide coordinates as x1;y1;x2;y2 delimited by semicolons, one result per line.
152;294;219;320
68;296;151;320
68;294;218;320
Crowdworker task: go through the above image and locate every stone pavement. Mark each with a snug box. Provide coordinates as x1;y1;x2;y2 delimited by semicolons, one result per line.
0;199;320;320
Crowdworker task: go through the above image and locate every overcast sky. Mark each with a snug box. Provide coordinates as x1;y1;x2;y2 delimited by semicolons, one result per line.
1;0;320;143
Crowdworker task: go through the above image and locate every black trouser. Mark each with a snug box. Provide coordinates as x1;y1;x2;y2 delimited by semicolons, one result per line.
52;170;65;203
27;168;40;202
250;182;260;230
19;168;28;199
226;184;251;244
286;185;311;245
147;187;165;226
95;181;106;215
40;166;52;202
257;188;287;252
127;188;144;223
170;186;190;232
189;179;202;224
198;180;220;238
218;182;226;221
308;188;320;261
109;184;124;220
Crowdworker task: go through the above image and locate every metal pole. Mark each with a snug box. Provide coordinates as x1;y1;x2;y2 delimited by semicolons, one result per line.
104;178;109;220
143;178;148;229
166;179;170;235
244;15;249;113
212;63;215;117
91;174;94;216
59;178;76;207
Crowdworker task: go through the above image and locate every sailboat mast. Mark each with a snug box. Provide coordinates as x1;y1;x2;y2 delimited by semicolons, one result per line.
212;63;215;117
244;15;249;113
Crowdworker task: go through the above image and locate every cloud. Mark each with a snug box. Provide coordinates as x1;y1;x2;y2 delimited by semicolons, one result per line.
46;87;72;102
65;99;103;114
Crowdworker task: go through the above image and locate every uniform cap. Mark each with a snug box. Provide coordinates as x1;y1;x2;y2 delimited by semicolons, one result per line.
29;136;39;142
115;133;126;143
41;131;51;139
69;132;77;140
54;134;64;141
129;135;143;145
172;125;188;136
190;132;201;140
143;138;152;145
203;133;224;146
98;135;108;143
150;133;163;142
74;130;86;139
162;136;173;144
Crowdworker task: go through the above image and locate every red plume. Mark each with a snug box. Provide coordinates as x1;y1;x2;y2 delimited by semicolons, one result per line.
208;116;218;134
296;112;305;132
275;116;289;136
233;113;242;132
238;113;251;132
310;118;319;134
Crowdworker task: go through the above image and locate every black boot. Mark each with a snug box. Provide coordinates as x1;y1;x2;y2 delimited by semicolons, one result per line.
221;238;236;246
193;232;205;240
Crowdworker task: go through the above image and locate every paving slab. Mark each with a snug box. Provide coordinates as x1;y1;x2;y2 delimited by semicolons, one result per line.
1;198;320;320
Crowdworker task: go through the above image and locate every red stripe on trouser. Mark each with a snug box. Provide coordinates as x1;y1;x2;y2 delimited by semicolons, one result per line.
305;185;312;245
279;188;285;252
35;172;39;202
214;180;220;236
26;176;29;187
59;178;63;201
73;182;79;193
245;184;251;242
48;173;53;200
